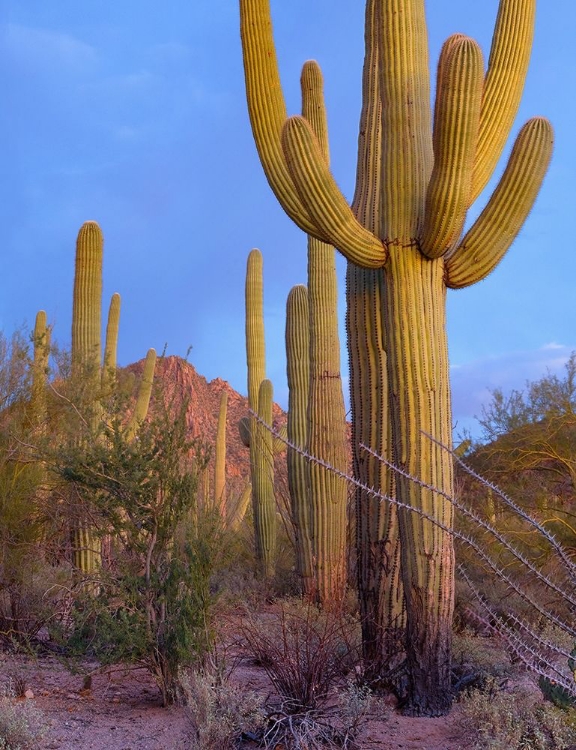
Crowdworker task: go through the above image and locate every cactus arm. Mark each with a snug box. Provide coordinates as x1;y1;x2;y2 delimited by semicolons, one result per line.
102;293;121;392
125;349;157;441
379;0;433;242
282;116;387;268
421;37;483;258
471;0;536;201
239;0;321;236
301;61;329;160
228;483;252;531
214;391;228;515
445;117;553;289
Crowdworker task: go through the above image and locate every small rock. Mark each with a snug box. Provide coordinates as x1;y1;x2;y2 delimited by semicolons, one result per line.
24;689;34;699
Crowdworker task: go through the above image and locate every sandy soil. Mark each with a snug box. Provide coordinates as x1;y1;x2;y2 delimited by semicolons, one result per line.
0;650;476;750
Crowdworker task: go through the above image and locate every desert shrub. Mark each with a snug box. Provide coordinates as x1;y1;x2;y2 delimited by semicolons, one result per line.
239;599;360;712
181;665;265;750
459;678;576;749
0;692;47;750
49;393;219;705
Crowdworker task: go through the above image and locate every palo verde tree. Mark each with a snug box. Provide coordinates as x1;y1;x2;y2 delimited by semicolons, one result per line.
240;0;552;714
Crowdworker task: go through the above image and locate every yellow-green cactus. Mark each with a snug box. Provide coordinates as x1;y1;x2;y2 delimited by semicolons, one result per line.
245;249;277;575
30;310;51;429
240;0;552;715
102;292;121;393
253;379;276;577
301;63;349;606
285;285;314;595
214;391;228;516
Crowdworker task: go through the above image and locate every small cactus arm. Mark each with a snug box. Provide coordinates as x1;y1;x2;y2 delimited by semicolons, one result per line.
125;349;157;442
102;293;121;393
240;0;552;715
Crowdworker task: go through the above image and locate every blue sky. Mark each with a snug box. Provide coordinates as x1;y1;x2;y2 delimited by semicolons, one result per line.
2;1;575;437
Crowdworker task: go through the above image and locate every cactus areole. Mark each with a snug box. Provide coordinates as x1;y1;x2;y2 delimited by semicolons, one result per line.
240;0;552;715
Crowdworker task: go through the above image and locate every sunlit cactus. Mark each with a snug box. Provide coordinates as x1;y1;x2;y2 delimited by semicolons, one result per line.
240;0;552;715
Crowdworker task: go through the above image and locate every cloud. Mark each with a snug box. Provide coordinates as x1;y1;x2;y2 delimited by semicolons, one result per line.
450;343;574;435
4;23;97;69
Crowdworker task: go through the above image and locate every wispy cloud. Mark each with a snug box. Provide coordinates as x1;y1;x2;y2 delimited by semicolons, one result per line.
4;23;97;69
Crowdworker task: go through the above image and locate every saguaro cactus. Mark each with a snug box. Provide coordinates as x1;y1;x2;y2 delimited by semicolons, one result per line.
285;285;314;594
245;249;277;575
240;0;552;715
301;63;349;605
214;391;228;516
253;379;276;577
30;310;51;428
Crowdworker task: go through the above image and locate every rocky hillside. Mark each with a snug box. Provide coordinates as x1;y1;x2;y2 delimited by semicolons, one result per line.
127;355;286;496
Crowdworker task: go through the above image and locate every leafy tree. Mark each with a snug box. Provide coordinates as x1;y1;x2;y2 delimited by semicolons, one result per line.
47;387;216;705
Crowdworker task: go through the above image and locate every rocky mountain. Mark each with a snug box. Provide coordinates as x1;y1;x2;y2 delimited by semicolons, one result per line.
127;355;287;498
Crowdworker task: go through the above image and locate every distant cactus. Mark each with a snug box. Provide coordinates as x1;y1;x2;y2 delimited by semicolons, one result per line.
70;222;156;577
245;249;276;575
214;391;228;516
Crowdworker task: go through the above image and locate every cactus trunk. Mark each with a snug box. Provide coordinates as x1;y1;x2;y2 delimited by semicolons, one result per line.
384;247;454;715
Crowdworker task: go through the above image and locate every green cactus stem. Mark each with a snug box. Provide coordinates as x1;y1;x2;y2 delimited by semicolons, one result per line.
245;249;277;575
300;62;349;605
214;391;228;516
253;379;276;577
240;0;552;715
30;310;51;428
285;285;314;595
72;221;103;380
102;292;121;393
125;349;157;441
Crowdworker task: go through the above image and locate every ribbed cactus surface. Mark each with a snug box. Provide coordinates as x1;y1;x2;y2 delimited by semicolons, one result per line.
245;249;276;575
240;0;552;715
285;285;313;594
214;391;228;516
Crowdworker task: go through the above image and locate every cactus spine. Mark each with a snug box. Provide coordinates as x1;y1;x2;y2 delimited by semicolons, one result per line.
240;0;552;714
285;285;314;594
214;391;228;516
245;249;276;575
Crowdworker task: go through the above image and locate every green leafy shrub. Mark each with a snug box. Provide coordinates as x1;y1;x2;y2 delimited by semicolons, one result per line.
49;392;218;705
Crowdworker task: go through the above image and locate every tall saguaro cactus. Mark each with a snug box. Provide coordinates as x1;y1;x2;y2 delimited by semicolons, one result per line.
240;0;552;715
285;285;314;594
70;221;156;577
301;62;349;605
245;249;276;575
